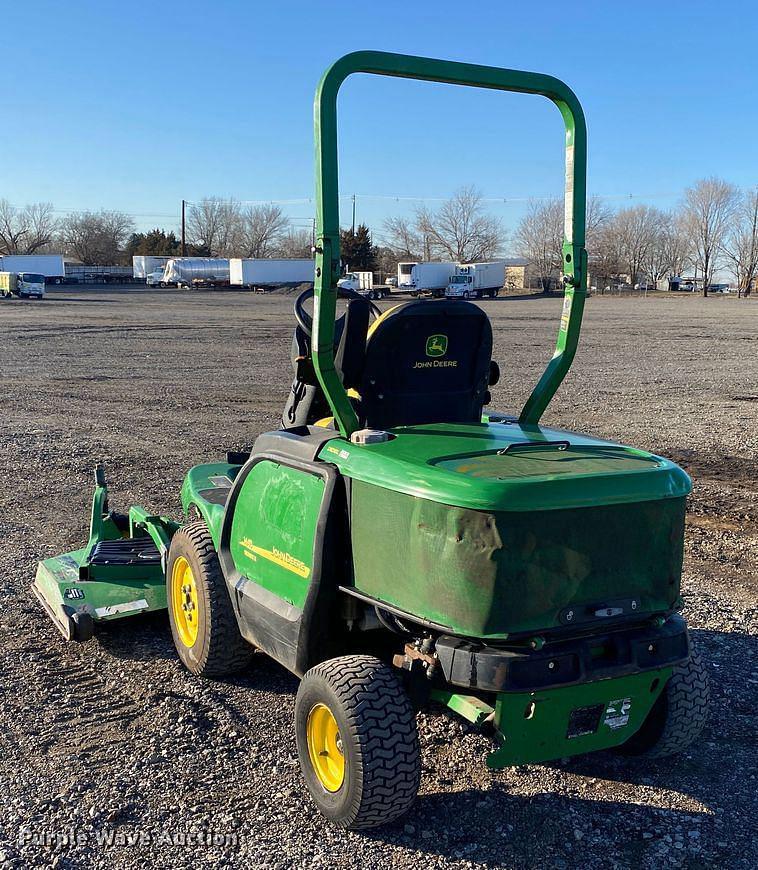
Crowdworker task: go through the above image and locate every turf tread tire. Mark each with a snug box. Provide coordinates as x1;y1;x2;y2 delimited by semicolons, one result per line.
167;521;253;678
619;651;709;758
295;655;420;830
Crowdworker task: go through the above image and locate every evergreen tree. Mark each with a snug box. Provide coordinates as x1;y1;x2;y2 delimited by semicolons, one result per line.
124;228;182;258
340;223;377;271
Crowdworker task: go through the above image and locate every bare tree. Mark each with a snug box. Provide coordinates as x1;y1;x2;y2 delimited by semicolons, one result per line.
415;186;505;263
238;203;289;258
0;199;26;253
513;198;563;291
187;197;242;257
381;216;422;259
611;205;665;286
586;196;613;251
0;199;58;254
722;187;758;297
680;177;740;296
23;203;58;253
645;215;691;289
58;210;134;264
515;195;612;291
275;227;314;258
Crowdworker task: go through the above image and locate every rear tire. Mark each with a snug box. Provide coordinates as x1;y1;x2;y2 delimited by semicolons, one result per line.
616;651;709;758
166;521;253;677
295;655;420;829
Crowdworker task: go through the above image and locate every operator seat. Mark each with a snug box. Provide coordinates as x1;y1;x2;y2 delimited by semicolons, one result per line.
358;300;495;429
282;297;371;428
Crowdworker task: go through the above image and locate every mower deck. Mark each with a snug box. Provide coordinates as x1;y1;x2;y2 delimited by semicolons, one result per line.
33;540;166;641
34;466;179;641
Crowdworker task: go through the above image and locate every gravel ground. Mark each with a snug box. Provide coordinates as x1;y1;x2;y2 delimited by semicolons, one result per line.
0;287;756;869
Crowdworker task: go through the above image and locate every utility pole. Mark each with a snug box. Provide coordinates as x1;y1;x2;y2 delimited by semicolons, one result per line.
181;199;187;256
351;194;356;233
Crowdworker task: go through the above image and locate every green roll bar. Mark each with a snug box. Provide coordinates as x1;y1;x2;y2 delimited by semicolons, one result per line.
313;51;587;437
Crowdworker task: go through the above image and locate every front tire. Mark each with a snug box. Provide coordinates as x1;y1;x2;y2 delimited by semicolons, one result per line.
295;655;420;829
616;651;709;758
166;521;253;677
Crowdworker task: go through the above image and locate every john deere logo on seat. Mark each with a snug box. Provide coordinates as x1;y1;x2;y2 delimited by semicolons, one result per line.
426;334;448;357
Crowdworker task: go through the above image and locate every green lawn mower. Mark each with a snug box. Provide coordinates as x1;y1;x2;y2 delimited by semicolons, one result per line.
36;52;709;830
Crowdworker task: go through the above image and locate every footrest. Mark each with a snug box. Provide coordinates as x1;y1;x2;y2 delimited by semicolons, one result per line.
89;536;161;566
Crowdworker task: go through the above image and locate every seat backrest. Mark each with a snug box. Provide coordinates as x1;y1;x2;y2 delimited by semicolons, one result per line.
358;300;493;429
281;297;370;428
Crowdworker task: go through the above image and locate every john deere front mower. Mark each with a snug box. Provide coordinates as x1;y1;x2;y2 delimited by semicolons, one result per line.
36;52;709;829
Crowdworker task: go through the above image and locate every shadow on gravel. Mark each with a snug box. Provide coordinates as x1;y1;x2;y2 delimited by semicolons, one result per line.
93;611;176;662
543;627;756;800
360;626;757;867
363;787;713;867
92;613;304;695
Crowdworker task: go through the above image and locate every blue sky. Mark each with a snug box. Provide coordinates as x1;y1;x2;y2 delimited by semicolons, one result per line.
3;0;756;246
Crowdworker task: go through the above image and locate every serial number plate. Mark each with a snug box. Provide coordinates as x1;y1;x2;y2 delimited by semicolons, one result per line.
567;704;604;738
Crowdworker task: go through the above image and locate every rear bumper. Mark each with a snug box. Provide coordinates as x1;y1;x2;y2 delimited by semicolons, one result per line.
487;666;672;768
435;614;689;694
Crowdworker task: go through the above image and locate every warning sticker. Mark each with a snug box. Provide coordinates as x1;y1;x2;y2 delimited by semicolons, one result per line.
64;587;85;600
603;697;632;730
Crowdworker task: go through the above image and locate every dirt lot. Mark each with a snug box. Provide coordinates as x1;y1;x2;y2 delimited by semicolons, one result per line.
0;288;756;869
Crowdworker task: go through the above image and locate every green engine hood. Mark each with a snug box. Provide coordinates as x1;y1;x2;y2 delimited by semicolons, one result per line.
318;421;691;511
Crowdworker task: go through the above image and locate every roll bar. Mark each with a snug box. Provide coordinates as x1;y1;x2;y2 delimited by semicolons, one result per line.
312;51;588;436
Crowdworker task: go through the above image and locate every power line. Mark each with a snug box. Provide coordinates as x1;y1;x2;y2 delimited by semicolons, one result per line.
7;188;686;223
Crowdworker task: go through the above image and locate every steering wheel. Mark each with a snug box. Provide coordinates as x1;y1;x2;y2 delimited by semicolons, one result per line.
294;286;382;336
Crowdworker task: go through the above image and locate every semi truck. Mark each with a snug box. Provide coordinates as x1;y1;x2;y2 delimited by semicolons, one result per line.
132;256;172;280
337;271;390;299
229;258;314;289
445;261;506;299
410;261;456;297
0;271;46;299
0;254;65;284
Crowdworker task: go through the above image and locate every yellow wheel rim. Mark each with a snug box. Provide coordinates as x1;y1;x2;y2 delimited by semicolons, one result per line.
171;556;199;648
306;703;345;792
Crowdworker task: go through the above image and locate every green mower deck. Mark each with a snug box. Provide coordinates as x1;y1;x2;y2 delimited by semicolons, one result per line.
33;465;178;641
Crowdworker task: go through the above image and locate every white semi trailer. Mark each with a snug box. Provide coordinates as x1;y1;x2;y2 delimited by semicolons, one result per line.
0;254;65;284
446;261;506;299
229;258;315;289
410;262;456;297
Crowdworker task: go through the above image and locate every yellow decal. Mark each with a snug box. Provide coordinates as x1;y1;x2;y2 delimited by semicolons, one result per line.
560;295;571;331
239;537;310;579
